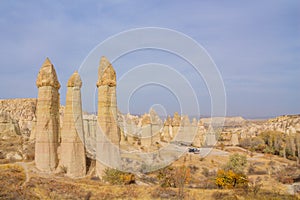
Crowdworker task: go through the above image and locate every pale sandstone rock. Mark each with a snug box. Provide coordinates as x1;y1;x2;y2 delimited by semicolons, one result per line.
35;58;60;172
149;108;162;125
192;118;198;127
6;152;23;160
0;112;20;137
60;71;86;178
96;56;120;144
0;98;37;137
161;116;172;141
172;112;181;127
172;112;181;138
139;111;162;146
83;114;97;158
182;115;190;126
149;110;163;146
230;133;239;146
96;56;120;177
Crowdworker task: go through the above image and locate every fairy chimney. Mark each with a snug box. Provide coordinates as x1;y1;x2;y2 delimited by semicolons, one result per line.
35;58;60;172
60;71;86;177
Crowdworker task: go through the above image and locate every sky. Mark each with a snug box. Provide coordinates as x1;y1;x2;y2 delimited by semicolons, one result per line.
0;0;299;118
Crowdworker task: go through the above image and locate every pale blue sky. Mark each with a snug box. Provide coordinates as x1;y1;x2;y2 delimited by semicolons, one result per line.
0;0;299;118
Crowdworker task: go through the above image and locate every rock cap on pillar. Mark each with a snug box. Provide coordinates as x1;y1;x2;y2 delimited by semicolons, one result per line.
96;56;116;87
36;57;60;89
35;57;60;172
67;71;82;88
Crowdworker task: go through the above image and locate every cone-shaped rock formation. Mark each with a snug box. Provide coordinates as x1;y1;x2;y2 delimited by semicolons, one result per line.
35;58;60;172
60;71;86;178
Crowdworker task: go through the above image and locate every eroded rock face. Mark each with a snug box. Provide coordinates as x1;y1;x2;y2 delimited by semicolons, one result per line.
60;71;86;178
0;112;24;161
83;114;97;158
96;57;120;176
96;56;120;145
35;58;60;172
172;112;181;127
0;98;36;137
230;133;239;146
0;112;20;137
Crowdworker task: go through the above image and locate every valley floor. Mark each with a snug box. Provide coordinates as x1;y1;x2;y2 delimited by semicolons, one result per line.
1;147;299;200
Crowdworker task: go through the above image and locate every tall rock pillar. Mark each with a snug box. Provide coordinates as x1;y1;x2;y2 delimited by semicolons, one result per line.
60;71;86;178
35;58;60;172
96;56;120;176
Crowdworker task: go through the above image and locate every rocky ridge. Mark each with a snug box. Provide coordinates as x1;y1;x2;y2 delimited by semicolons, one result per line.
0;97;299;162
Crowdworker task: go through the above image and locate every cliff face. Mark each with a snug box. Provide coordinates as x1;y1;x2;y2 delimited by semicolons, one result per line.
0;97;299;163
0;98;37;137
1;98;299;140
0;99;37;162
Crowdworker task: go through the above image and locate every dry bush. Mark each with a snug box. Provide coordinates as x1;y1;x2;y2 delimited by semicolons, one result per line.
248;177;263;196
275;165;298;184
247;163;255;175
211;191;233;200
157;166;176;187
156;165;191;199
174;165;191;199
102;168;135;185
0;164;38;199
189;165;199;173
121;185;139;199
27;176;91;199
197;178;218;189
151;187;177;199
202;167;210;177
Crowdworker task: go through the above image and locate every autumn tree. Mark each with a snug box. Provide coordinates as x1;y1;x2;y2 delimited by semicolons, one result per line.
215;170;248;189
216;153;248;188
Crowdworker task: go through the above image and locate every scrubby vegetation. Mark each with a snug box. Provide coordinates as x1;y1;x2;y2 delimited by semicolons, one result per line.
156;165;191;199
240;131;300;162
102;168;135;185
215;153;248;189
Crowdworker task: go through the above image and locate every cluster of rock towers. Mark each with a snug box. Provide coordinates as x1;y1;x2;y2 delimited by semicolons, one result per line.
34;56;118;178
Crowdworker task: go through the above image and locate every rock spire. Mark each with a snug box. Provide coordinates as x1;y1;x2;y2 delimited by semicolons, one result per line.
35;58;60;172
60;71;86;177
96;56;120;176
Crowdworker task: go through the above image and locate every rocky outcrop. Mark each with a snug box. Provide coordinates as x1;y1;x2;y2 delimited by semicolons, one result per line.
0;112;24;161
133;109;163;147
60;71;86;178
172;112;181;139
0;112;20;137
161;116;172;141
0;98;37;137
172;112;181;127
35;58;60;172
230;133;239;146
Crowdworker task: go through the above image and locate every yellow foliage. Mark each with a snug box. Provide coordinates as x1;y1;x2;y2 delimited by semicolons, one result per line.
215;169;248;189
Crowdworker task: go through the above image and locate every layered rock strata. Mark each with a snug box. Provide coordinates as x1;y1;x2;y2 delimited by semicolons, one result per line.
96;56;120;176
35;58;60;172
60;71;86;177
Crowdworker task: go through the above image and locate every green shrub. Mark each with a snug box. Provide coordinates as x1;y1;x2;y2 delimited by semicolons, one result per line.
223;153;247;174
